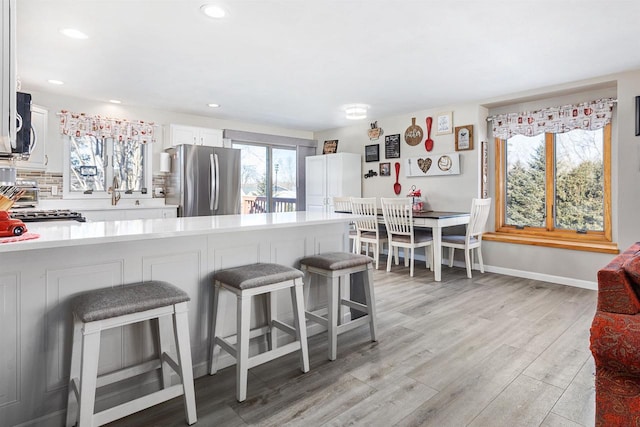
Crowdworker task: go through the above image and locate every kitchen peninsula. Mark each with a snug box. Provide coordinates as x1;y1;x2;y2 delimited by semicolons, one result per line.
0;211;355;427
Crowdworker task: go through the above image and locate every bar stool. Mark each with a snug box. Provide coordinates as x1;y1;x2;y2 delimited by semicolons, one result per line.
299;252;378;361
208;263;309;402
66;281;197;427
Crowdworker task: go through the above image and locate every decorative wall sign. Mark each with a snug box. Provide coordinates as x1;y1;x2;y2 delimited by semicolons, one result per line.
455;124;474;151
368;121;383;140
380;162;391;176
323;140;338;154
364;169;378;179
404;117;423;146
365;144;379;162
385;134;400;159
405;153;460;177
436;111;453;135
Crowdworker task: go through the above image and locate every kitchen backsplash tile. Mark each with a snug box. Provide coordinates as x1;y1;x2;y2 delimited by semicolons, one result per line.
16;171;167;199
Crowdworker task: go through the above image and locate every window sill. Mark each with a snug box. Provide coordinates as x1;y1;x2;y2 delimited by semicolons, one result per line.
482;232;619;254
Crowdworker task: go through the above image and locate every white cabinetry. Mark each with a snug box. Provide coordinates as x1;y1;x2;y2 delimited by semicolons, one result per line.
82;207;177;221
16;105;48;170
305;153;361;212
165;124;223;149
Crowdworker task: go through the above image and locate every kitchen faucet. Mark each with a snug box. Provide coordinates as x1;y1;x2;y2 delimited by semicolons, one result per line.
108;176;121;205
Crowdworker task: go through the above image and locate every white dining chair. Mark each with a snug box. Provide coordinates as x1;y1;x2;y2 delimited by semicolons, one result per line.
380;197;433;277
333;196;357;253
441;198;492;278
351;197;387;269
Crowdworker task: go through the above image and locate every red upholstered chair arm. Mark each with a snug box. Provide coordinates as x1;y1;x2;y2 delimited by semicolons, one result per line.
591;311;640;374
597;242;640;315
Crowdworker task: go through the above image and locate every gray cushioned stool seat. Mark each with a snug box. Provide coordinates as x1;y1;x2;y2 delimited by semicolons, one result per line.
213;263;304;290
299;252;373;271
71;281;190;322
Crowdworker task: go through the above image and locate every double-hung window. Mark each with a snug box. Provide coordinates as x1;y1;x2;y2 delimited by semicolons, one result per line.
490;99;616;253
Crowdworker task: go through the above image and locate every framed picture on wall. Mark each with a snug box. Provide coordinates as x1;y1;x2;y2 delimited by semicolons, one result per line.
380;162;391;176
365;144;380;162
436;111;453;135
323;140;338;154
455;125;474;151
385;134;400;159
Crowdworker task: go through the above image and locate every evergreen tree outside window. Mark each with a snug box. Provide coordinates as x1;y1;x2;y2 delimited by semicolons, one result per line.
495;123;611;245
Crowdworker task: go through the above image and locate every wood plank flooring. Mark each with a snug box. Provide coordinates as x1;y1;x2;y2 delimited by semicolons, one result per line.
107;260;597;427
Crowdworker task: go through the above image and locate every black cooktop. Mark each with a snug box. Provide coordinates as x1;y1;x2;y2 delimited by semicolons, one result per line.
10;209;87;222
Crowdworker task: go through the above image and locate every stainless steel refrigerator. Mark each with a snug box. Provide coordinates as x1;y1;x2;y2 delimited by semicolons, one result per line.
165;144;241;217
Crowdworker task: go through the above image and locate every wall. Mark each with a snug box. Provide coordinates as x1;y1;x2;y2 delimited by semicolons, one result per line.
315;103;486;212
315;70;640;288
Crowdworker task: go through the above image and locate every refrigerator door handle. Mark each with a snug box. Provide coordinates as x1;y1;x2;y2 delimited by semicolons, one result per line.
209;153;215;211
213;153;220;210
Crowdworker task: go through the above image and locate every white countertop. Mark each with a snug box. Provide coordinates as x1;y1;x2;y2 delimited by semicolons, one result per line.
0;211;357;253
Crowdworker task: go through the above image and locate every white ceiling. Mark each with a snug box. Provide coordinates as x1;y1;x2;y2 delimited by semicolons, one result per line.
15;0;640;132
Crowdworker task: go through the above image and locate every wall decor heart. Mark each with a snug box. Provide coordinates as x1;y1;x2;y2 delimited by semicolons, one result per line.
417;158;432;173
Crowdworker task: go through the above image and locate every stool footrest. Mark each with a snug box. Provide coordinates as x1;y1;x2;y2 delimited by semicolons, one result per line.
336;315;371;335
272;319;297;337
96;359;161;388
305;310;329;327
94;384;184;426
340;299;368;313
248;341;304;370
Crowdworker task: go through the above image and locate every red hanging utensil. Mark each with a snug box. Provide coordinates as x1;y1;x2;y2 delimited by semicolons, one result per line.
394;162;401;195
425;116;434;152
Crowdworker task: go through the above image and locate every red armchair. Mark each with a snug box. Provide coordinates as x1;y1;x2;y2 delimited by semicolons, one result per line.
590;242;640;426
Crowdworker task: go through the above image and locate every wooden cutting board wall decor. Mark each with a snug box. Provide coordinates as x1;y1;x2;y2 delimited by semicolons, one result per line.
404;117;423;146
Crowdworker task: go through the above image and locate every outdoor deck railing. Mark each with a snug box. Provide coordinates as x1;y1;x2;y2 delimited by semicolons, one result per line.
242;196;296;214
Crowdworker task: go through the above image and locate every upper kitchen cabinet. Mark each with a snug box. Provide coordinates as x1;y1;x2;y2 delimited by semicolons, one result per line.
15;105;48;170
305;152;361;212
164;124;223;149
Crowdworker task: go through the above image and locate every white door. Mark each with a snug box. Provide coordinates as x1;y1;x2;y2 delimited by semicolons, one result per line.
305;155;327;212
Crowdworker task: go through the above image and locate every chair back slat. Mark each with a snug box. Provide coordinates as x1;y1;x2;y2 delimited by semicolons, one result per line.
333;197;352;213
467;198;492;240
351;197;379;233
381;198;414;238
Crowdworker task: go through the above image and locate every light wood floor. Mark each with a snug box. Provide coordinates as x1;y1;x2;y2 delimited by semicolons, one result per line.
108;259;597;427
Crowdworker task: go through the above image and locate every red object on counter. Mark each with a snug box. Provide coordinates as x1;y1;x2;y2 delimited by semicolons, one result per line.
0;211;28;237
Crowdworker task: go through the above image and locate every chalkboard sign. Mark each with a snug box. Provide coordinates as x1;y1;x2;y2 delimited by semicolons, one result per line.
385;134;400;159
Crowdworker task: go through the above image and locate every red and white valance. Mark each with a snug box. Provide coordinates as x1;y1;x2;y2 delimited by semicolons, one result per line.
58;110;157;143
489;98;615;140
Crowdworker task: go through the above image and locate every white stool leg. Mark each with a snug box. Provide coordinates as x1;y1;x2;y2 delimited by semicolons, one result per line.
264;292;275;351
173;302;197;425
327;275;339;361
157;314;174;388
77;325;101;427
66;316;82;427
362;266;378;342
209;282;225;375
338;275;348;326
290;281;309;372
236;294;251;402
448;247;455;267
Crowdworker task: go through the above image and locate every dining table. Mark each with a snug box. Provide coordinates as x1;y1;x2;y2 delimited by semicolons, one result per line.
411;211;471;281
338;209;471;282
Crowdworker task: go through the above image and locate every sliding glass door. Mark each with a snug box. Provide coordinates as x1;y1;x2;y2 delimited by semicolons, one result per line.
233;143;297;214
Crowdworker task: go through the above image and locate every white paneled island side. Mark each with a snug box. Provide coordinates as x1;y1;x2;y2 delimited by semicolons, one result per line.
0;211;355;427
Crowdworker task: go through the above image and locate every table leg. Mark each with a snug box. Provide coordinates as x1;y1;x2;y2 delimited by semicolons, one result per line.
433;226;442;281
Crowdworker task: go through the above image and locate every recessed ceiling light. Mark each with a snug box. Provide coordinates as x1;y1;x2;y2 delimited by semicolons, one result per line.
207;103;220;108
344;104;368;120
47;79;64;85
60;28;88;39
109;99;121;104
200;4;226;19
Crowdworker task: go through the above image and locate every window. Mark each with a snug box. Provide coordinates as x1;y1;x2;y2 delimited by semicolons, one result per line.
64;135;151;198
494;123;613;250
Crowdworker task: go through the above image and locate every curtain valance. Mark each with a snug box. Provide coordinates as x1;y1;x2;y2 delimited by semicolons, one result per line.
489;98;615;140
58;110;157;143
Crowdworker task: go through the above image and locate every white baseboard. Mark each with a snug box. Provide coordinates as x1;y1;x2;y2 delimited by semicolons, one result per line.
445;258;597;290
